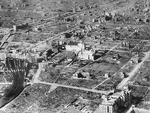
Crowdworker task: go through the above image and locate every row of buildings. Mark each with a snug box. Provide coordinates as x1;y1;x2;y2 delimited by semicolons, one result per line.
97;89;131;113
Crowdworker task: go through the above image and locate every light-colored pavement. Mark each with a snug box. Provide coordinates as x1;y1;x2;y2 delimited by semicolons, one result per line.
93;50;135;89
117;51;150;89
30;61;108;95
32;63;43;84
93;78;110;89
0;83;11;85
37;81;108;94
31;62;109;95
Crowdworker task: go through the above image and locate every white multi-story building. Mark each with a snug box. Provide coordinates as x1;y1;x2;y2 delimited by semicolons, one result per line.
65;41;85;53
65;41;94;61
78;49;94;61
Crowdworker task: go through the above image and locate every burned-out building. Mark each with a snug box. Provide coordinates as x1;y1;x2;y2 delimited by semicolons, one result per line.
65;41;85;53
95;89;131;113
65;41;94;61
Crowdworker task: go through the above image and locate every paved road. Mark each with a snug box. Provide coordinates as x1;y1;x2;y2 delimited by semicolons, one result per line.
31;63;109;94
93;78;110;89
0;83;11;85
32;63;43;84
27;25;79;50
37;81;108;94
27;1;124;51
93;50;135;89
31;63;109;95
117;51;150;89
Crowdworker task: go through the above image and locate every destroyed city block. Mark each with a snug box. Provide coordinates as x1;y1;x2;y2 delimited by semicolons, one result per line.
0;0;150;113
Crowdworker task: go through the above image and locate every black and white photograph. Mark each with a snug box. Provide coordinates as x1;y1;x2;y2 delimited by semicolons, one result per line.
0;0;150;113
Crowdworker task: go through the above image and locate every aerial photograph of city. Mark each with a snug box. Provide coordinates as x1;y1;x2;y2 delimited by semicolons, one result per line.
0;0;150;113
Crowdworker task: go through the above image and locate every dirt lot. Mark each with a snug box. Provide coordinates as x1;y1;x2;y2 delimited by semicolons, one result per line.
137;89;150;110
133;61;150;87
103;51;132;67
3;84;102;113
